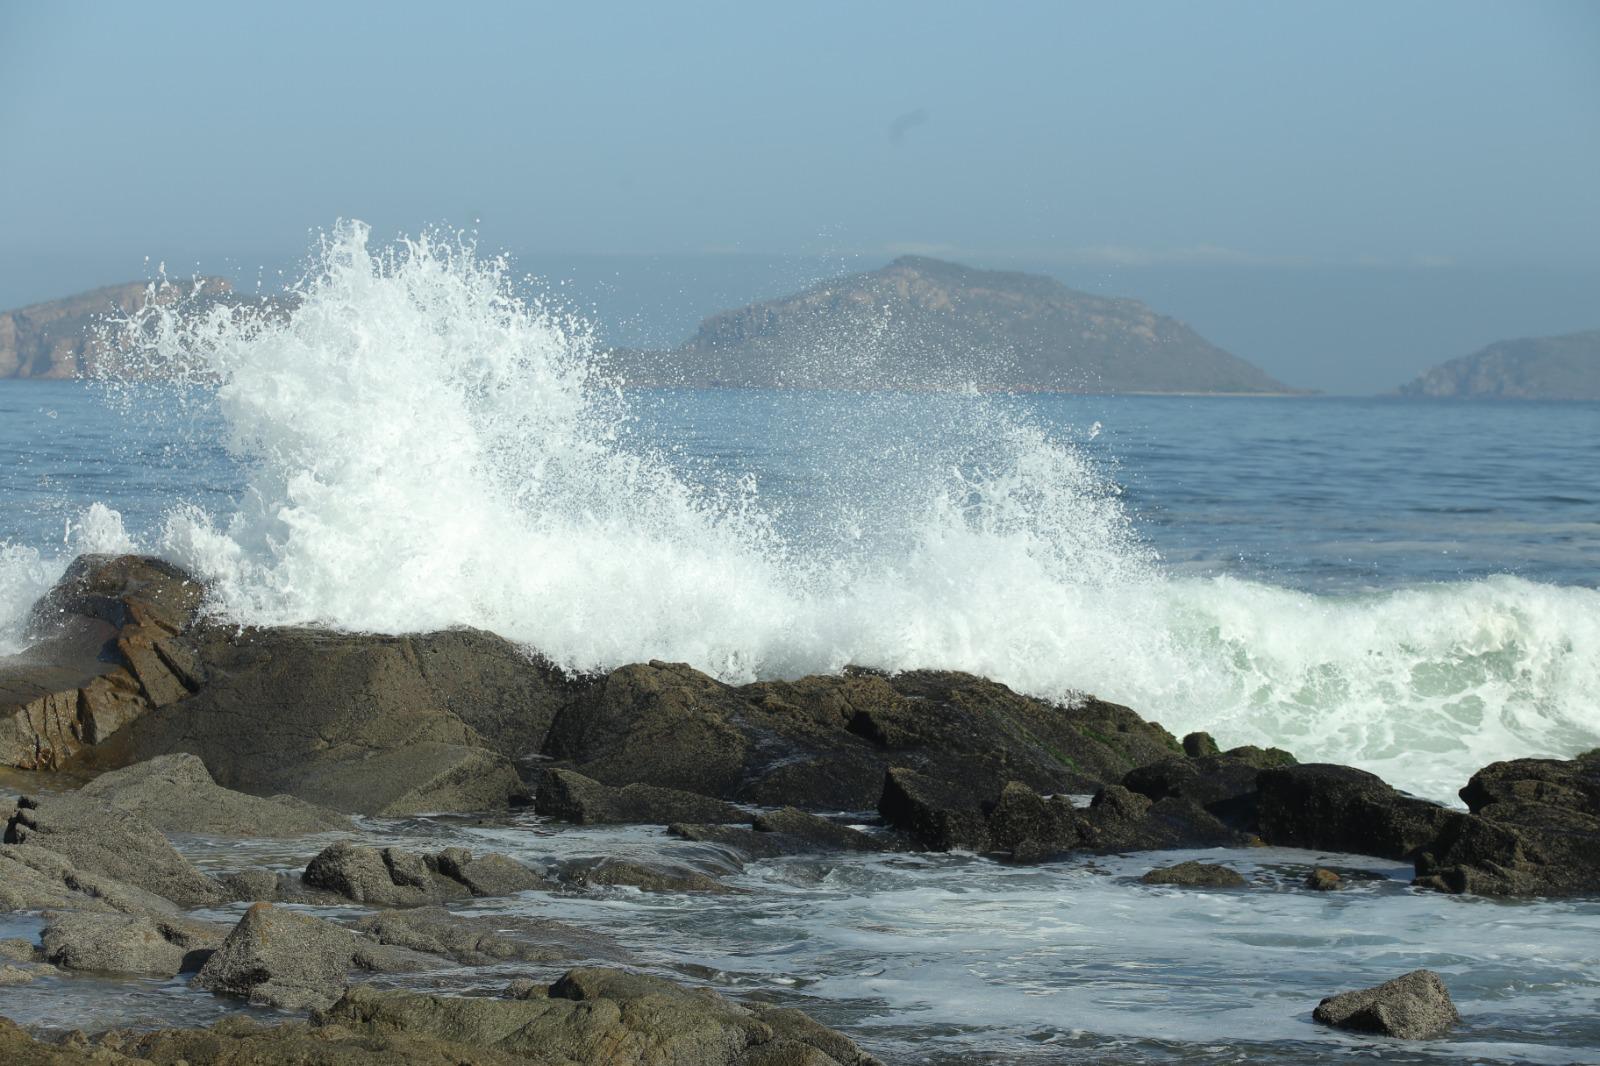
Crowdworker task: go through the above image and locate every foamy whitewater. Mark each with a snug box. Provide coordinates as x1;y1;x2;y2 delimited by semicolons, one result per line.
2;222;1597;803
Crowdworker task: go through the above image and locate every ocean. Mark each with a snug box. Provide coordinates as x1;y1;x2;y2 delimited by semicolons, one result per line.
2;224;1597;1061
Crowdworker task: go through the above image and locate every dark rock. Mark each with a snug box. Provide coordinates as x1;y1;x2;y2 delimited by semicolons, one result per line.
1413;751;1600;897
77;752;351;836
1312;969;1460;1039
40;912;223;975
1122;746;1295;832
353;906;630;966
668;822;795;860
878;766;990;852
1305;867;1343;891
1139;861;1247;888
3;793;223;907
560;856;733;894
1256;764;1452;860
751;807;886;852
1183;731;1220;757
84;624;537;816
192;902;440;1011
1076;786;1243;852
546;661;1180;813
536;767;744;825
983;781;1080;859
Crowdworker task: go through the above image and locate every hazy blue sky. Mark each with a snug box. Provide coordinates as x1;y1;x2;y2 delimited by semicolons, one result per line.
3;1;1597;392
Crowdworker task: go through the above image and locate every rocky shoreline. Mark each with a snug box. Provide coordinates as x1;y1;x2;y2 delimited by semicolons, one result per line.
1;554;1596;1062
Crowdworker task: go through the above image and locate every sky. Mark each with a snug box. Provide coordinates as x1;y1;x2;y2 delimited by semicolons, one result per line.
2;0;1597;393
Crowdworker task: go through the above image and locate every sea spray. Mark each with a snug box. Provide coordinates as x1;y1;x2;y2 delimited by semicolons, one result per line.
4;220;1590;802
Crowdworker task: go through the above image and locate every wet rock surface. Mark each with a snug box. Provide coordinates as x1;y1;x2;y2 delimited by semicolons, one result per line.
1139;861;1247;888
1256;763;1452;861
1413;750;1600;896
1313;969;1461;1039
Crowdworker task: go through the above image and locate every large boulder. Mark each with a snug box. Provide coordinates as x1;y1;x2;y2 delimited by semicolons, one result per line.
1072;785;1241;853
878;766;991;851
545;662;1181;812
1256;764;1453;860
3;793;223;907
192;902;441;1011
77;752;350;836
1413;750;1600;896
88;625;537;815
40;912;223;976
1312;969;1460;1039
0;555;202;771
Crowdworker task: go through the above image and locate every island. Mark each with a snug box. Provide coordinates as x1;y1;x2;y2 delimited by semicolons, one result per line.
612;255;1296;394
1399;329;1600;401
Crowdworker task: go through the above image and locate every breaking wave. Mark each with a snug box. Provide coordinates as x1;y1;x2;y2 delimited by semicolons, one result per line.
2;222;1594;802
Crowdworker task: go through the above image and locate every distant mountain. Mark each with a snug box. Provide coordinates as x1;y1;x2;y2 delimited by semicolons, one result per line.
1400;330;1600;401
0;279;230;379
613;256;1295;394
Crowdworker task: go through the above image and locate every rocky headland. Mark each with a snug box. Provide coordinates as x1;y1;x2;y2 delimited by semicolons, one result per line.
0;280;232;380
1399;328;1600;401
0;554;1595;1061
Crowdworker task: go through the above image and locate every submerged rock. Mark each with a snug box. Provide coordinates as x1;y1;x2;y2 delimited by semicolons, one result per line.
1139;861;1247;888
1305;867;1343;891
77;752;351;836
353;906;630;967
560;856;733;894
1413;750;1600;897
1312;969;1460;1039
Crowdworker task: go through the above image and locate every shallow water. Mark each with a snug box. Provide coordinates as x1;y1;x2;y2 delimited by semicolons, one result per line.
3;795;1596;1064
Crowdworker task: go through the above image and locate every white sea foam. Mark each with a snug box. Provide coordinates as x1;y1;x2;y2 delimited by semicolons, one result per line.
3;221;1586;802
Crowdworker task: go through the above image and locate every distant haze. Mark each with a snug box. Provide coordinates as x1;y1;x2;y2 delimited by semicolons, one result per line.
2;1;1597;394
